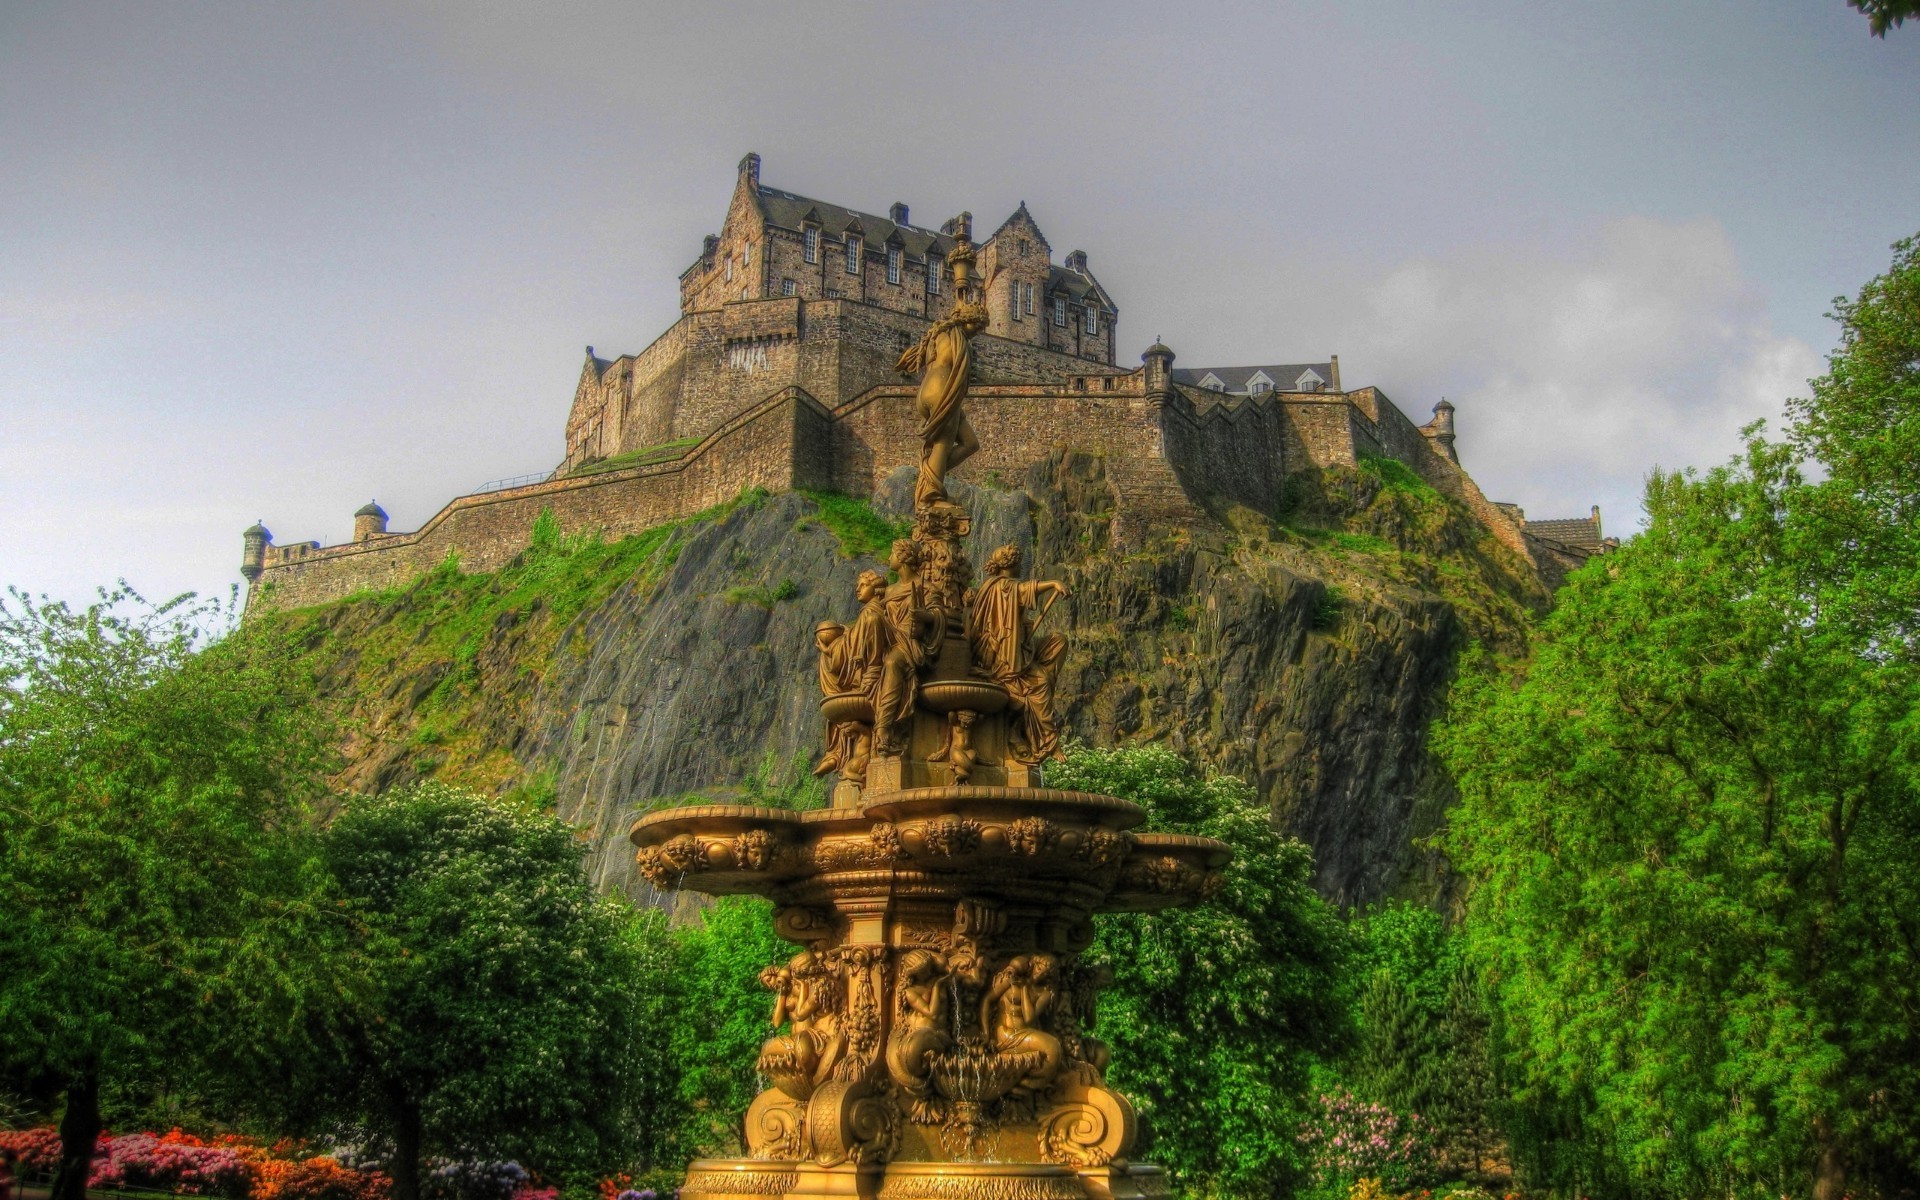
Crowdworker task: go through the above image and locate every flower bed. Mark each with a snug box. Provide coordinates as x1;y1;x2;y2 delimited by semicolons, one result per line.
1298;1089;1438;1191
0;1129;389;1200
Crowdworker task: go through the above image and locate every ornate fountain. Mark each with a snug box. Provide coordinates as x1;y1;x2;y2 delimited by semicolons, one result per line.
631;215;1231;1200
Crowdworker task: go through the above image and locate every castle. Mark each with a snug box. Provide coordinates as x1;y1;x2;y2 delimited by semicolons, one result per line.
241;153;1607;609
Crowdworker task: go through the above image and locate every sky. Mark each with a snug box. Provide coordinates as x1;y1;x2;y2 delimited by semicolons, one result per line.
2;1;1915;607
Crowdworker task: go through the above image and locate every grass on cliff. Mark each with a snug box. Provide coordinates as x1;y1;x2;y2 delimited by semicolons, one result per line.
265;489;771;791
566;436;703;478
796;490;909;559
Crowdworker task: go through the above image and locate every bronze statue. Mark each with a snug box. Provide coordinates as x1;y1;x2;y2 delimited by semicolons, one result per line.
886;949;955;1122
967;544;1069;762
983;954;1065;1101
872;539;939;757
814;569;889;783
757;951;845;1099
897;221;988;511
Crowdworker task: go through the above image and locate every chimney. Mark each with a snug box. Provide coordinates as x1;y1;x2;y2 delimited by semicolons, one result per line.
1065;250;1087;272
1329;354;1341;392
738;152;761;187
1591;505;1603;542
702;234;720;263
890;201;909;226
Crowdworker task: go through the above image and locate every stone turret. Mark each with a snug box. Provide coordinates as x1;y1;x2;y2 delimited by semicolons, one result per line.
353;500;389;542
241;522;272;584
1142;338;1175;399
1424;398;1458;464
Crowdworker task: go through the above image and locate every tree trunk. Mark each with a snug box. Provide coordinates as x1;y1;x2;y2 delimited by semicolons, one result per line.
389;1093;424;1200
1813;1115;1847;1200
49;1071;101;1200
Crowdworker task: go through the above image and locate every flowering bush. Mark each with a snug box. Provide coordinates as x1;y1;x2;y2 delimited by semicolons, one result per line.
0;1127;388;1200
89;1132;252;1197
0;1127;63;1172
1298;1089;1438;1191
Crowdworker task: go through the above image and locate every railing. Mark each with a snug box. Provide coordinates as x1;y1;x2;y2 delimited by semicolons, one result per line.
472;470;554;494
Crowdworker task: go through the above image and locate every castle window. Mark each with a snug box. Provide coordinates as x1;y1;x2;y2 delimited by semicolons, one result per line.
804;226;819;263
744;242;752;267
846;237;862;274
1024;283;1035;315
887;245;902;285
725;255;733;283
926;255;941;294
781;278;796;297
1053;297;1067;327
1084;304;1098;335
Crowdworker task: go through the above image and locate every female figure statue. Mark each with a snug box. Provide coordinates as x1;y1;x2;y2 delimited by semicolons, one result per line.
757;950;845;1099
967;544;1070;762
983;954;1065;1102
886;949;954;1122
814;569;888;783
872;540;939;757
896;301;989;510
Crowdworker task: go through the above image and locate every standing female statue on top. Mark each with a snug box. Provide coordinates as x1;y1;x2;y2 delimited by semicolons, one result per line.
896;218;989;510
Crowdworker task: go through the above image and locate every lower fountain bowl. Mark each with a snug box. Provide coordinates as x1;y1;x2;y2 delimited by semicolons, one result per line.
876;1163;1087;1200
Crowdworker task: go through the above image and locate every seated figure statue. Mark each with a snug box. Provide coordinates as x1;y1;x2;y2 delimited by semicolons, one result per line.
814;569;888;783
967;544;1069;762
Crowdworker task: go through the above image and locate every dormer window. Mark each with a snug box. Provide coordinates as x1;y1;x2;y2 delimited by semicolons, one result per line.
1053;297;1067;327
887;245;902;285
1200;373;1227;392
804;226;819;264
1084;304;1098;335
845;236;863;274
926;255;942;294
1295;368;1326;392
1247;371;1275;396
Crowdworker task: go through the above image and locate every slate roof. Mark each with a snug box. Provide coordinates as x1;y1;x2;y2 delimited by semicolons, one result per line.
753;186;954;260
1047;264;1113;309
1526;515;1605;552
1171;363;1336;394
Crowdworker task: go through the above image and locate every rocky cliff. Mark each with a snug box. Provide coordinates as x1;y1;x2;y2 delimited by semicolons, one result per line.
270;453;1544;908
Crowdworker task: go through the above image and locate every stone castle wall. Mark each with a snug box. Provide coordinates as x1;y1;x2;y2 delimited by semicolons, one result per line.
565;297;1125;474
254;391;832;610
251;351;1527;613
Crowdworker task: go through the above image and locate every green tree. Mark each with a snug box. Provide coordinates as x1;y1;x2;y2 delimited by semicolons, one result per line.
1846;0;1917;36
1429;963;1498;1179
1050;744;1352;1200
1350;971;1436;1119
312;783;682;1200
1438;235;1920;1200
668;896;788;1162
0;587;347;1200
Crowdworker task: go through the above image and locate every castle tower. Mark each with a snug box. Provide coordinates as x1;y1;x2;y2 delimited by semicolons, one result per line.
353;501;390;542
1426;398;1458;464
241;522;272;584
1142;339;1175;400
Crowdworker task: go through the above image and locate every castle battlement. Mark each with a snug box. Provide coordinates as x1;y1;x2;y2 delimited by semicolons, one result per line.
243;154;1601;611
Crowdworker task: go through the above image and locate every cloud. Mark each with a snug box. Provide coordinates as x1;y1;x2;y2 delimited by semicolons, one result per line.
1341;217;1823;533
